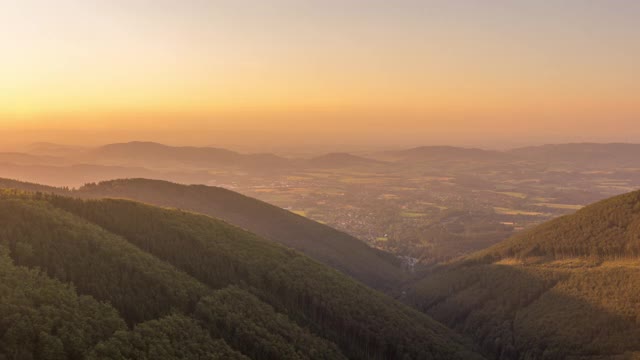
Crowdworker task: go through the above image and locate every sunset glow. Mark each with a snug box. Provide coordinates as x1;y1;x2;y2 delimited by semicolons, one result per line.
1;0;639;148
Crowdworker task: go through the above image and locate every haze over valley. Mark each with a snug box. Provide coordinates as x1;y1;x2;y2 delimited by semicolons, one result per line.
3;141;640;267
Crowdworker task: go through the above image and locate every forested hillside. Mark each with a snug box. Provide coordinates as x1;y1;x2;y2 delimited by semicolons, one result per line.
408;190;640;359
0;177;60;193
0;177;405;291
468;190;640;262
74;178;406;290
0;189;481;359
0;246;126;359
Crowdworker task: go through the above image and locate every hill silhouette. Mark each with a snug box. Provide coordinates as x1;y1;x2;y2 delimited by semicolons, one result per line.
307;152;385;168
87;142;291;171
510;143;640;168
385;146;512;163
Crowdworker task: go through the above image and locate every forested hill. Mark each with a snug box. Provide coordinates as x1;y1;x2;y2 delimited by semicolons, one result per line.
306;152;385;168
0;177;404;290
75;178;405;290
0;189;482;360
0;177;61;193
468;189;640;263
408;190;640;359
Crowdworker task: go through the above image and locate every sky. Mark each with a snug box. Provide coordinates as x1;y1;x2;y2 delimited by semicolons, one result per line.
1;0;639;150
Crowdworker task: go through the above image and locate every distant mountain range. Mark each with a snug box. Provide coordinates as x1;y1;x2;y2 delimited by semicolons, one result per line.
381;143;640;168
86;141;292;170
1;140;639;198
383;146;513;163
510;143;640;167
6;141;640;172
90;142;387;170
25;142;87;156
307;152;385;168
0;152;67;166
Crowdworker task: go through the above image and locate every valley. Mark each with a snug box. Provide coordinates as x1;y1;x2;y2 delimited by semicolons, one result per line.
238;162;639;264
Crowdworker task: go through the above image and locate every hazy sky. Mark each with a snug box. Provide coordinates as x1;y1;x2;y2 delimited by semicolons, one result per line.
1;0;639;149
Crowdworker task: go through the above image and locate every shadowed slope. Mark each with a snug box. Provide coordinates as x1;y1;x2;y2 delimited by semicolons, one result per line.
408;190;640;359
76;178;405;290
0;177;405;290
469;190;640;263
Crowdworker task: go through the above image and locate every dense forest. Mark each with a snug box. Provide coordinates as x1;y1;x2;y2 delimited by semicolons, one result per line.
75;179;405;290
408;190;640;359
89;315;248;360
0;177;404;291
467;190;640;262
0;188;481;360
0;246;126;360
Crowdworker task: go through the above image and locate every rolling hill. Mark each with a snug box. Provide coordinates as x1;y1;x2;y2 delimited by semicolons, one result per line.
0;188;482;359
383;146;512;163
75;179;407;290
510;143;640;168
0;177;60;193
0;177;404;290
0;152;66;166
85;142;291;171
0;163;190;188
26;142;87;157
407;190;640;359
307;152;385;168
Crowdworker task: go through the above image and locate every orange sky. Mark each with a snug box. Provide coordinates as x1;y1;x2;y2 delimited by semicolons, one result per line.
1;1;639;149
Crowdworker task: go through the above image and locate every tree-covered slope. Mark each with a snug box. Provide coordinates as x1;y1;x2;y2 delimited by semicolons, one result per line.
47;195;479;360
408;190;640;360
0;192;343;359
0;177;405;291
0;189;481;359
74;178;405;290
0;195;210;325
0;177;61;193
469;190;640;263
0;246;126;360
0;194;347;359
89;315;248;360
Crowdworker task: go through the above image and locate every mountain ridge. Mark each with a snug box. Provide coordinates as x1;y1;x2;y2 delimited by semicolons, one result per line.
307;152;386;168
